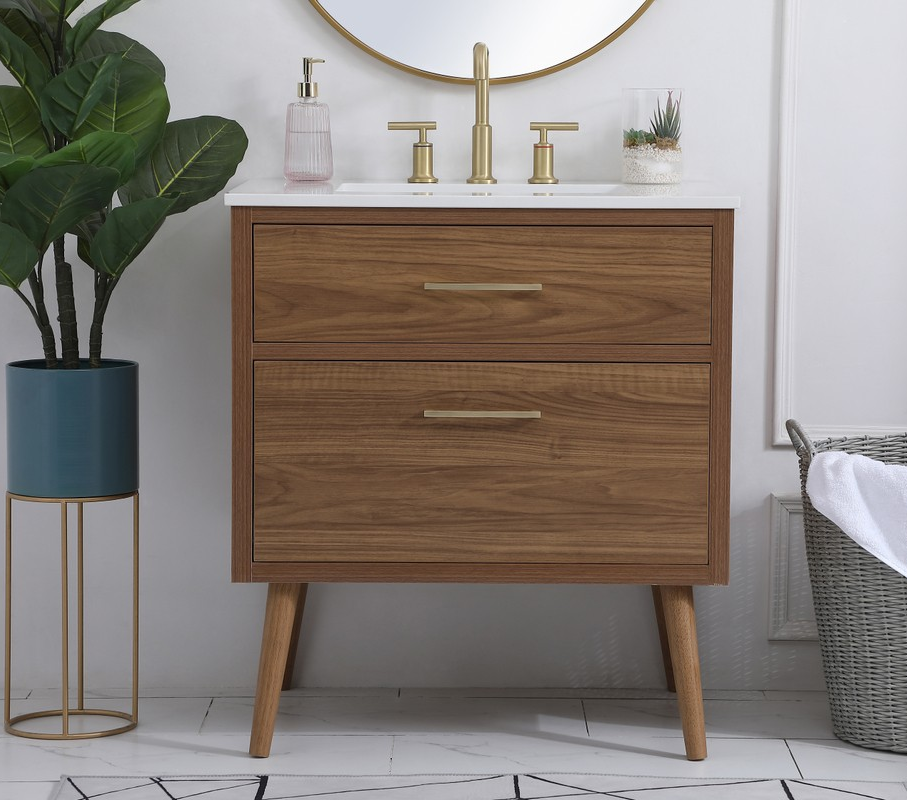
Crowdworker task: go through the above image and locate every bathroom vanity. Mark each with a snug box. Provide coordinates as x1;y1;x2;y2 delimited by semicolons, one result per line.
227;179;737;760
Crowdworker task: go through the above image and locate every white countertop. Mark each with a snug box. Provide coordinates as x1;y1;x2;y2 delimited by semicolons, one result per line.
225;178;740;209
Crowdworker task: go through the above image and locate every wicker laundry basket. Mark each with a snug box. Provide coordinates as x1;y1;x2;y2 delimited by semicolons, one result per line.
787;419;907;752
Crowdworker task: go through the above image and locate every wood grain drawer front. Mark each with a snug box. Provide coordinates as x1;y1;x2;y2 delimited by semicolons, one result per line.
253;225;712;344
253;362;711;566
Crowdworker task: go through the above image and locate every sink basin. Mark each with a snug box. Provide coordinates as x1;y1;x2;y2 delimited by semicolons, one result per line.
335;181;626;196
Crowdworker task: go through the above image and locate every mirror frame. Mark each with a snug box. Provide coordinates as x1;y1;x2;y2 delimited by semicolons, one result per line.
308;0;656;84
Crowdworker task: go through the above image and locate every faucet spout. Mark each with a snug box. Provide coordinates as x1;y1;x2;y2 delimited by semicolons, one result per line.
468;42;495;184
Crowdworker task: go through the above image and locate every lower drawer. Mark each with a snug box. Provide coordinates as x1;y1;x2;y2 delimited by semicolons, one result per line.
253;361;711;566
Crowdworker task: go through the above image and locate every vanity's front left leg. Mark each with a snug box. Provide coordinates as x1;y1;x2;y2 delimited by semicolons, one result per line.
659;585;707;761
250;582;305;757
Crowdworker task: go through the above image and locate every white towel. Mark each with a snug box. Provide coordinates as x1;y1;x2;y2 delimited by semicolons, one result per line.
806;450;907;578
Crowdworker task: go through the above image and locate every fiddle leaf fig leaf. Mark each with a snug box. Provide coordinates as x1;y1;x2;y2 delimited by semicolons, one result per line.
0;219;39;288
1;163;119;251
76;29;164;80
0;0;52;36
0;151;36;197
31;0;87;16
0;19;50;112
71;207;102;241
74;59;169;166
0;85;49;156
90;195;174;277
67;0;143;56
76;232;97;269
40;53;123;137
0;10;56;68
37;130;136;183
119;116;248;215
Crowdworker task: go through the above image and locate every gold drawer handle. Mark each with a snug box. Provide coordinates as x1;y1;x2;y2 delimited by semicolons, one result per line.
423;410;542;419
423;282;543;292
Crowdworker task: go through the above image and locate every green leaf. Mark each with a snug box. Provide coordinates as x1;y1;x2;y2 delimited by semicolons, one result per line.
0;85;49;156
67;0;142;56
74;59;169;166
37;130;135;182
76;232;93;267
0;0;52;35
120;116;247;215
40;53;123;137
33;0;88;17
0;10;56;68
72;206;101;236
0;219;38;287
1;162;119;251
0;18;50;111
76;29;164;80
89;195;174;277
0;151;36;197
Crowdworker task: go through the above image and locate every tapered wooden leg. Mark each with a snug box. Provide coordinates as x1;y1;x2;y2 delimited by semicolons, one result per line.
282;584;308;691
250;583;304;758
659;585;707;761
650;586;676;693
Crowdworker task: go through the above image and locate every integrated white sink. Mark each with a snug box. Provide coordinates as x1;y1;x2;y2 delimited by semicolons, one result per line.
224;178;740;210
335;181;626;196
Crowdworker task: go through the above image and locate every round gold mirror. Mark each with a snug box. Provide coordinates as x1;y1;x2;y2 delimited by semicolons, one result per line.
308;0;656;84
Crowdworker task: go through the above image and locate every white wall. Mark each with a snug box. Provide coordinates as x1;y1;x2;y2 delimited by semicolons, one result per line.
0;0;831;691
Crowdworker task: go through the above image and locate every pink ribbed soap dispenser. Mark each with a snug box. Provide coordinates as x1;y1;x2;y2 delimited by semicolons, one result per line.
284;57;333;181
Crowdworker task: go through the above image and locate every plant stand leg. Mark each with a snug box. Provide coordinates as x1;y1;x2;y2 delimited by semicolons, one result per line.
282;584;308;691
4;493;12;733
659;585;707;761
250;583;304;758
650;586;676;693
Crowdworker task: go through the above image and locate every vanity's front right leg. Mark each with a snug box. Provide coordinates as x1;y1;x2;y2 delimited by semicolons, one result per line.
659;584;707;761
283;584;309;690
250;582;306;757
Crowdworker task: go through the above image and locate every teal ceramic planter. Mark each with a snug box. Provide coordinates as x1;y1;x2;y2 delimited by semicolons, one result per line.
6;359;138;498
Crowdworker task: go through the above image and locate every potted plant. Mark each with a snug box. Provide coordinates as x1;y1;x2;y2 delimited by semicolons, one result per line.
0;0;248;498
622;88;682;184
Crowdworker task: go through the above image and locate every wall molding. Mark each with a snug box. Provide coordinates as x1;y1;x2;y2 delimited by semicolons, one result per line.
772;0;801;446
771;0;907;445
769;494;817;641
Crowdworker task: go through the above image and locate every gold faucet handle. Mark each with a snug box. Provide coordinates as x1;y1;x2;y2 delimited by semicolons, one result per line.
530;122;579;145
388;121;437;141
528;122;579;184
388;121;439;183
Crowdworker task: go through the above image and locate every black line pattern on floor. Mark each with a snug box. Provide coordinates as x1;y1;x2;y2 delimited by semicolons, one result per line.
57;775;907;800
788;779;900;800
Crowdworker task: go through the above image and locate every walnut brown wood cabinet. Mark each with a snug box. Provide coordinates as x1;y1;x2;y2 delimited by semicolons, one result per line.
229;184;735;761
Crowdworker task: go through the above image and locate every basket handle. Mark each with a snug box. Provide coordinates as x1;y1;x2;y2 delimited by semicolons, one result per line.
786;419;817;463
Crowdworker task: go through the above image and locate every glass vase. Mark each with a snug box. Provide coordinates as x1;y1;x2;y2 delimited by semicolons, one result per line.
622;88;683;184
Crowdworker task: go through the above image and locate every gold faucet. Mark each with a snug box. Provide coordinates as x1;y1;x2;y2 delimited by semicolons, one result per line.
467;42;495;184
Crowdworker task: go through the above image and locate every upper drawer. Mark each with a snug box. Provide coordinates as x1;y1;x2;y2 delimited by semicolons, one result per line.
252;224;712;344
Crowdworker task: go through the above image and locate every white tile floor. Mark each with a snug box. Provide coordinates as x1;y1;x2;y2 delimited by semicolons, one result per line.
2;688;907;800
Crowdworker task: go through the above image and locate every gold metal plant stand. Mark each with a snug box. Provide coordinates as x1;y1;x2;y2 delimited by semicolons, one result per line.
4;491;138;740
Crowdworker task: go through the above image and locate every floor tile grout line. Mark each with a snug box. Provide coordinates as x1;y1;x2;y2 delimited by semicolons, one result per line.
197;697;215;734
783;738;805;779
